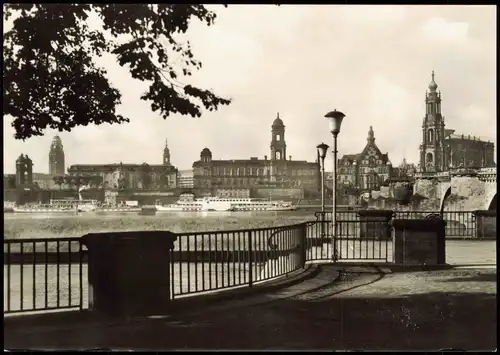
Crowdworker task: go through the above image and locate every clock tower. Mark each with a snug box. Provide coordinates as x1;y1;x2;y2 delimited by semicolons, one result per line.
270;113;286;161
419;71;446;172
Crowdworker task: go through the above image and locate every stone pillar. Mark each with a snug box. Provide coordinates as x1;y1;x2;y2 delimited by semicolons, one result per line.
391;219;446;266
81;231;177;317
473;210;496;240
358;209;394;240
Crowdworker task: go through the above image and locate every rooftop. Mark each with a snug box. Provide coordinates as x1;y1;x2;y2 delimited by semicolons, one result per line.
445;134;493;144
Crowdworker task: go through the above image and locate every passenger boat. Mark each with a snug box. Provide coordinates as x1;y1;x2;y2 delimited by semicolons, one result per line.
154;196;297;212
155;197;234;212
229;198;297;211
12;199;99;213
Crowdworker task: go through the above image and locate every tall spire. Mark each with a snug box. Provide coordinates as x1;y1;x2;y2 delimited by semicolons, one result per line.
367;126;375;143
163;137;171;165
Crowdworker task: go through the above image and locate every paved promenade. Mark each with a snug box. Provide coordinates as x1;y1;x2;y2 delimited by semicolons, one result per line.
5;257;496;351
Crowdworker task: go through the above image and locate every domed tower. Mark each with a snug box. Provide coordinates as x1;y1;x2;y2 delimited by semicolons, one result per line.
200;148;212;163
419;71;446;172
49;135;65;176
163;138;171;166
16;154;26;186
15;154;33;186
270;112;287;161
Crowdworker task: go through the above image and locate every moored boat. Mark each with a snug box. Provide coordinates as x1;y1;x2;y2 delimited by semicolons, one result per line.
12;199;99;213
154;196;297;212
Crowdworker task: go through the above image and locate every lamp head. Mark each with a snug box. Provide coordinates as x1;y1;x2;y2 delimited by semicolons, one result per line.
325;109;346;135
316;142;329;160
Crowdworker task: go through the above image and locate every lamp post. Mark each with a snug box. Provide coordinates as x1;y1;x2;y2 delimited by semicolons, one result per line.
316;143;329;213
325;109;346;262
317;143;329;239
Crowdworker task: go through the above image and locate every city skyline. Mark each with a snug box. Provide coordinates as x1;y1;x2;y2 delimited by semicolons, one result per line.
3;5;496;173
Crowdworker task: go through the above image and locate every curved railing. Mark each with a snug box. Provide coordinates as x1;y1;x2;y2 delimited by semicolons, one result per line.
169;223;307;298
3;223;308;315
3;209;494;315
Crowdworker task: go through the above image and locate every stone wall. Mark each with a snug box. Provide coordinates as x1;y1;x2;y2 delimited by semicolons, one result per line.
410;172;496;212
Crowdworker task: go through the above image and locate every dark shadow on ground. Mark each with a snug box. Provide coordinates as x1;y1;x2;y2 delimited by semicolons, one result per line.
439;273;498;283
4;291;496;351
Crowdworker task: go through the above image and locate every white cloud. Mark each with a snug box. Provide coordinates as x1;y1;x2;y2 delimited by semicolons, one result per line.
420;17;469;42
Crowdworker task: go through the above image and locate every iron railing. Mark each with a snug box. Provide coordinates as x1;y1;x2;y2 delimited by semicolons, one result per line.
3;209;492;315
169;223;307;298
393;211;477;238
3;223;307;314
309;212;392;262
3;238;87;314
316;210;479;238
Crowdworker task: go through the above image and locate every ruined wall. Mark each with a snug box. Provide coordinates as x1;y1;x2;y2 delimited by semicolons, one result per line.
364;174;495;212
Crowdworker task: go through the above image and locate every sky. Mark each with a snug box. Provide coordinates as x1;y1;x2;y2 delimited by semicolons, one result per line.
3;5;497;173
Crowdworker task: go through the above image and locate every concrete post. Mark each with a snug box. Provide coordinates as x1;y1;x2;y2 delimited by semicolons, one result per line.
472;210;497;240
81;231;177;317
391;219;447;266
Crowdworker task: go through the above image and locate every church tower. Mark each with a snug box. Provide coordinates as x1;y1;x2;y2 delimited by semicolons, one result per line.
49;135;65;176
270;113;287;161
419;71;446;172
163;138;171;166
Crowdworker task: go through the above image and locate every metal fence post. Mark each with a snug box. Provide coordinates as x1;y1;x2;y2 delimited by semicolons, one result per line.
248;230;253;287
300;223;307;267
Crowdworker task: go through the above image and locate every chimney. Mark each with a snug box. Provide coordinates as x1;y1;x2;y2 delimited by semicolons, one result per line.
289;155;292;161
264;155;267;160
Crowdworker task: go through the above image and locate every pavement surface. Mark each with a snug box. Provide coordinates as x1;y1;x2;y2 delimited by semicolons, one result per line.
4;262;497;351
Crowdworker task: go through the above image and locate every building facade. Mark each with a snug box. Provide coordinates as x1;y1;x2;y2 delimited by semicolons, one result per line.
336;126;392;192
177;169;194;188
445;132;495;169
68;139;178;190
419;71;495;172
192;114;320;197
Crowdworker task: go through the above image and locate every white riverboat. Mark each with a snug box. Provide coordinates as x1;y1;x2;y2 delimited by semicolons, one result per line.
12;199;99;213
230;198;297;212
155;197;234;212
154;197;297;213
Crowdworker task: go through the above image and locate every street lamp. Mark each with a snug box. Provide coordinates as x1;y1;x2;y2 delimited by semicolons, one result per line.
316;143;329;213
325;109;346;262
317;143;329;240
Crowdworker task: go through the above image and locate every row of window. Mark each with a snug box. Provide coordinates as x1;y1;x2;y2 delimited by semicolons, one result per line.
198;167;316;177
340;159;384;167
194;178;308;188
337;166;388;174
336;174;383;183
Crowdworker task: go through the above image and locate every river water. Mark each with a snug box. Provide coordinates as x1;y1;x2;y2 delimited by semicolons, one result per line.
3;210;327;240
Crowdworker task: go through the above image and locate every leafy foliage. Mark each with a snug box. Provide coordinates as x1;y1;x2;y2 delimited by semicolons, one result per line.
3;4;231;140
